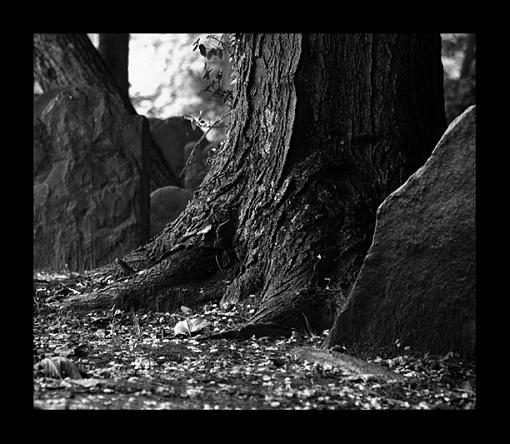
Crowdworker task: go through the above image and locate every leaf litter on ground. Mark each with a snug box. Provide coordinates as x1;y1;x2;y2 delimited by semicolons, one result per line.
33;270;476;410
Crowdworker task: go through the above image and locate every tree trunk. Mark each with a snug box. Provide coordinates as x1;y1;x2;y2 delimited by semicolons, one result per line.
34;33;133;112
33;33;177;191
66;34;446;339
98;34;130;98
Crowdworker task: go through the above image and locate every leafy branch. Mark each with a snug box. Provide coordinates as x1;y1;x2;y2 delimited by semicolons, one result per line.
192;34;239;108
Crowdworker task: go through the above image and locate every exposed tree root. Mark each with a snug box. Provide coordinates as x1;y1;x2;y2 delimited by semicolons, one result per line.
199;287;345;340
64;245;229;312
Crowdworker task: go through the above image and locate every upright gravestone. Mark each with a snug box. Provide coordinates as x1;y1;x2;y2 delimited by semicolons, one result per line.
148;117;206;185
33;86;150;272
324;106;476;357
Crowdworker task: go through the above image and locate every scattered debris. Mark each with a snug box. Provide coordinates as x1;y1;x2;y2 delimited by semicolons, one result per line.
33;271;476;410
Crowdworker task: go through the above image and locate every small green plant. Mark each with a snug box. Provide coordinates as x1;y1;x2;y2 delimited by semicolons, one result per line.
192;34;239;107
180;34;240;177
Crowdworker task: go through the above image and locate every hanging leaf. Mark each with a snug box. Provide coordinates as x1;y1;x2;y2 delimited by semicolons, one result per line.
199;44;207;57
218;49;223;60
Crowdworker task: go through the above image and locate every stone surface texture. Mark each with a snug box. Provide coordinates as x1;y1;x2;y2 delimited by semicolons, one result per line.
34;86;149;271
325;106;476;357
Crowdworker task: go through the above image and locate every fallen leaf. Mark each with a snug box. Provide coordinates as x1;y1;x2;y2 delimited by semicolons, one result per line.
35;357;82;379
36;358;61;379
174;318;211;336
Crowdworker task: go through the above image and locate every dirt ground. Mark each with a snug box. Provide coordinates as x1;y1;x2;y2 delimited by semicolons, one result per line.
33;270;476;410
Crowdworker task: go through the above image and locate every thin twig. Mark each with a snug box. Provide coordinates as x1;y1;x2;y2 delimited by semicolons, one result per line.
207;35;227;47
131;307;141;338
185;318;192;338
59;282;80;295
215;255;224;273
179;110;231;179
301;312;315;338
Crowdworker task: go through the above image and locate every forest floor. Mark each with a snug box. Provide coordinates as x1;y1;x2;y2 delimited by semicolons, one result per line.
33;270;476;410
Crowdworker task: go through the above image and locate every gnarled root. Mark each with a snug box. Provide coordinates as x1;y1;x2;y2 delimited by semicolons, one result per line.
64;245;226;312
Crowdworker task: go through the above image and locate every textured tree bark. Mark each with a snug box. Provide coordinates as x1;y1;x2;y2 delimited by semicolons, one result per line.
98;34;130;98
66;34;446;339
34;33;133;112
33;33;177;191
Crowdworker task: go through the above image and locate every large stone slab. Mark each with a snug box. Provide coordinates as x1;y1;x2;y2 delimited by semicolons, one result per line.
325;106;476;357
34;86;150;272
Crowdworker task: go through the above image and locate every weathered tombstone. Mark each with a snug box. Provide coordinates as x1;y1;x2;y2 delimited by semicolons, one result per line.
324;106;476;358
183;140;218;192
148;117;206;184
33;86;150;272
150;186;193;237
